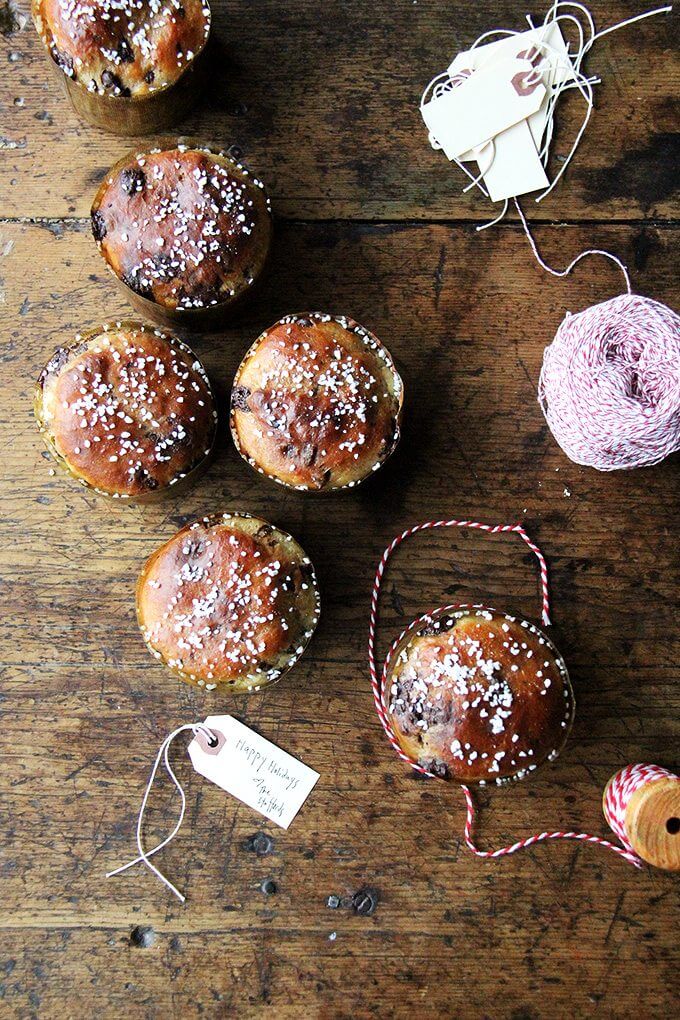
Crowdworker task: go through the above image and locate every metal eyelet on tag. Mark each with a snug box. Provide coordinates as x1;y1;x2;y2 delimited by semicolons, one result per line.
195;727;225;755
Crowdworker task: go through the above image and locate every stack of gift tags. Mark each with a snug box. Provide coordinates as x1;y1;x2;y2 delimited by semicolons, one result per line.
420;17;592;203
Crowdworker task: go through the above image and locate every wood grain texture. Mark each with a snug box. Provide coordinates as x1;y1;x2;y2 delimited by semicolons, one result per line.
1;0;679;1015
0;219;678;1017
0;0;678;220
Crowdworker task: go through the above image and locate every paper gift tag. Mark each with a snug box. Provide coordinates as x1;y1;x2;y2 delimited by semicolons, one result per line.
188;715;319;829
448;23;577;156
480;119;550;201
421;57;546;161
447;23;577;88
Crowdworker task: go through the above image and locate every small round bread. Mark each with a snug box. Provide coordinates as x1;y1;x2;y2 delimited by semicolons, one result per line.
385;606;574;785
35;321;217;500
136;512;320;691
91;144;272;328
32;0;211;134
230;313;403;491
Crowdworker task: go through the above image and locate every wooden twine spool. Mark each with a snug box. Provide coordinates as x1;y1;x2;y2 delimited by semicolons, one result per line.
603;764;680;871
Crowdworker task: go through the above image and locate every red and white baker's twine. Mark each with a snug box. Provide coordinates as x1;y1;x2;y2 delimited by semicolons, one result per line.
368;519;650;868
539;293;680;472
603;763;678;853
368;520;550;771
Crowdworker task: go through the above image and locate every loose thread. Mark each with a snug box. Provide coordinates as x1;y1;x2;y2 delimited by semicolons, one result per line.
588;4;672;45
462;784;642;867
513;196;632;294
106;722;216;902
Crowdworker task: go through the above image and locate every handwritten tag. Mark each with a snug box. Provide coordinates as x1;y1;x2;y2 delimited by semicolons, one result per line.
187;715;319;829
421;57;546;161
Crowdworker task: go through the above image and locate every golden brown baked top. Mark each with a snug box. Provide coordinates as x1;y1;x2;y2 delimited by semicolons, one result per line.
386;607;573;785
32;0;210;97
36;322;216;498
230;313;403;491
92;146;272;311
137;513;320;690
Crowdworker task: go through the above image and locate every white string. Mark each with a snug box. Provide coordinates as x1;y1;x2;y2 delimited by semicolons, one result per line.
513;196;632;294
469;28;518;50
476;198;509;232
587;3;671;46
462;140;495;192
451;154;491;198
545;2;595;50
534;69;594;201
537;76;601;165
106;722;217;903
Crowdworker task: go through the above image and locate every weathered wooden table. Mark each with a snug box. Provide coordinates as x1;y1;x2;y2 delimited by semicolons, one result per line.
1;1;678;1016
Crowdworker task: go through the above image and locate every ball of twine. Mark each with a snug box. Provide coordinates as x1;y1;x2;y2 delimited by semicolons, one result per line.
539;294;680;471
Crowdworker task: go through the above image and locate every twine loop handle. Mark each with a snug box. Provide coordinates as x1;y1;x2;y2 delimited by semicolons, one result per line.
367;519;644;868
